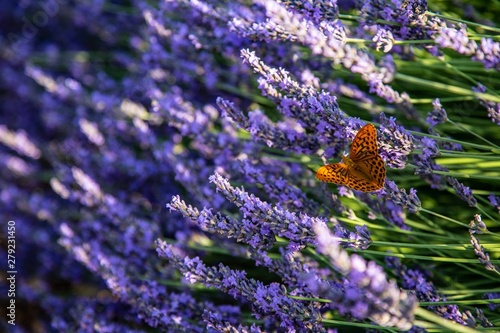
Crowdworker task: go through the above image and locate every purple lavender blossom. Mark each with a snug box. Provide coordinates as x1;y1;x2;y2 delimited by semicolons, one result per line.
373;28;395;52
411;153;448;189
248;108;321;154
420;137;441;159
469;216;497;272
469;214;488;234
279;0;340;25
156;240;325;332
445;176;477;207
333;224;373;250
358;0;499;70
318;183;349;215
426;98;448;127
386;257;467;326
237;159;321;214
322;78;375;107
0;125;42;159
435;24;478;56
203;310;265;333
411;135;449;189
358;192;411;230
218;96;321;154
360;0;430;34
311;223;417;330
473;84;500;126
378;113;416;169
475;308;494;328
200;173;371;251
470;234;496;272
435;24;500;70
210;171;317;249
483;293;500;311
233;4;423;121
167;195;276;249
487;193;500;213
473;37;500;70
384;181;421;213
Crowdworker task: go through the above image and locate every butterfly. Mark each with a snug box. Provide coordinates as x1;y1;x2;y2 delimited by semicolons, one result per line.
316;124;385;192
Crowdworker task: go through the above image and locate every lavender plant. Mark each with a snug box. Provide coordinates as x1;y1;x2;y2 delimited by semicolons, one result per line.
0;1;499;332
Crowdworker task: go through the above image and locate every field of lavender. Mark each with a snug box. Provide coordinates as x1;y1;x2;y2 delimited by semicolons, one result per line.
1;1;499;332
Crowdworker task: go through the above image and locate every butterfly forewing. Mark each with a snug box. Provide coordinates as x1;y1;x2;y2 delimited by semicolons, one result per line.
350;124;379;161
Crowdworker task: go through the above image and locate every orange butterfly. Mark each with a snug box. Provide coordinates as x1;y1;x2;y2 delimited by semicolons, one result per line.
316;124;385;192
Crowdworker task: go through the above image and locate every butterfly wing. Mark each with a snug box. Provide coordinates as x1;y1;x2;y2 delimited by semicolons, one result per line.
345;172;384;192
350;124;379;161
317;124;386;192
316;163;349;184
350;155;386;191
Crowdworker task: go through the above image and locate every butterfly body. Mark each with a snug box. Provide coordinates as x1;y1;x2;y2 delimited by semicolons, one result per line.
316;124;385;192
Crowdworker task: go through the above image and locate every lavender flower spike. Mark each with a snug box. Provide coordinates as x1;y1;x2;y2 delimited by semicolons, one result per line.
209;173;371;251
469;216;497;272
156;240;325;332
313;223;417;330
209;172;320;247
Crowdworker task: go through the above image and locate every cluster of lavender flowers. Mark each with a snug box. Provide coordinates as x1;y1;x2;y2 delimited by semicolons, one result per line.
1;1;499;332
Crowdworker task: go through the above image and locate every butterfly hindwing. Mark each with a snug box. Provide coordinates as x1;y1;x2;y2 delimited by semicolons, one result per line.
316;163;349;184
352;155;386;188
345;172;383;192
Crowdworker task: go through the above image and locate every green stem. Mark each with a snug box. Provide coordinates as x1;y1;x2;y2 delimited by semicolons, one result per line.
420;208;469;228
426;11;500;33
415;307;481;333
413;131;493;151
397;73;500;103
448;119;500;149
